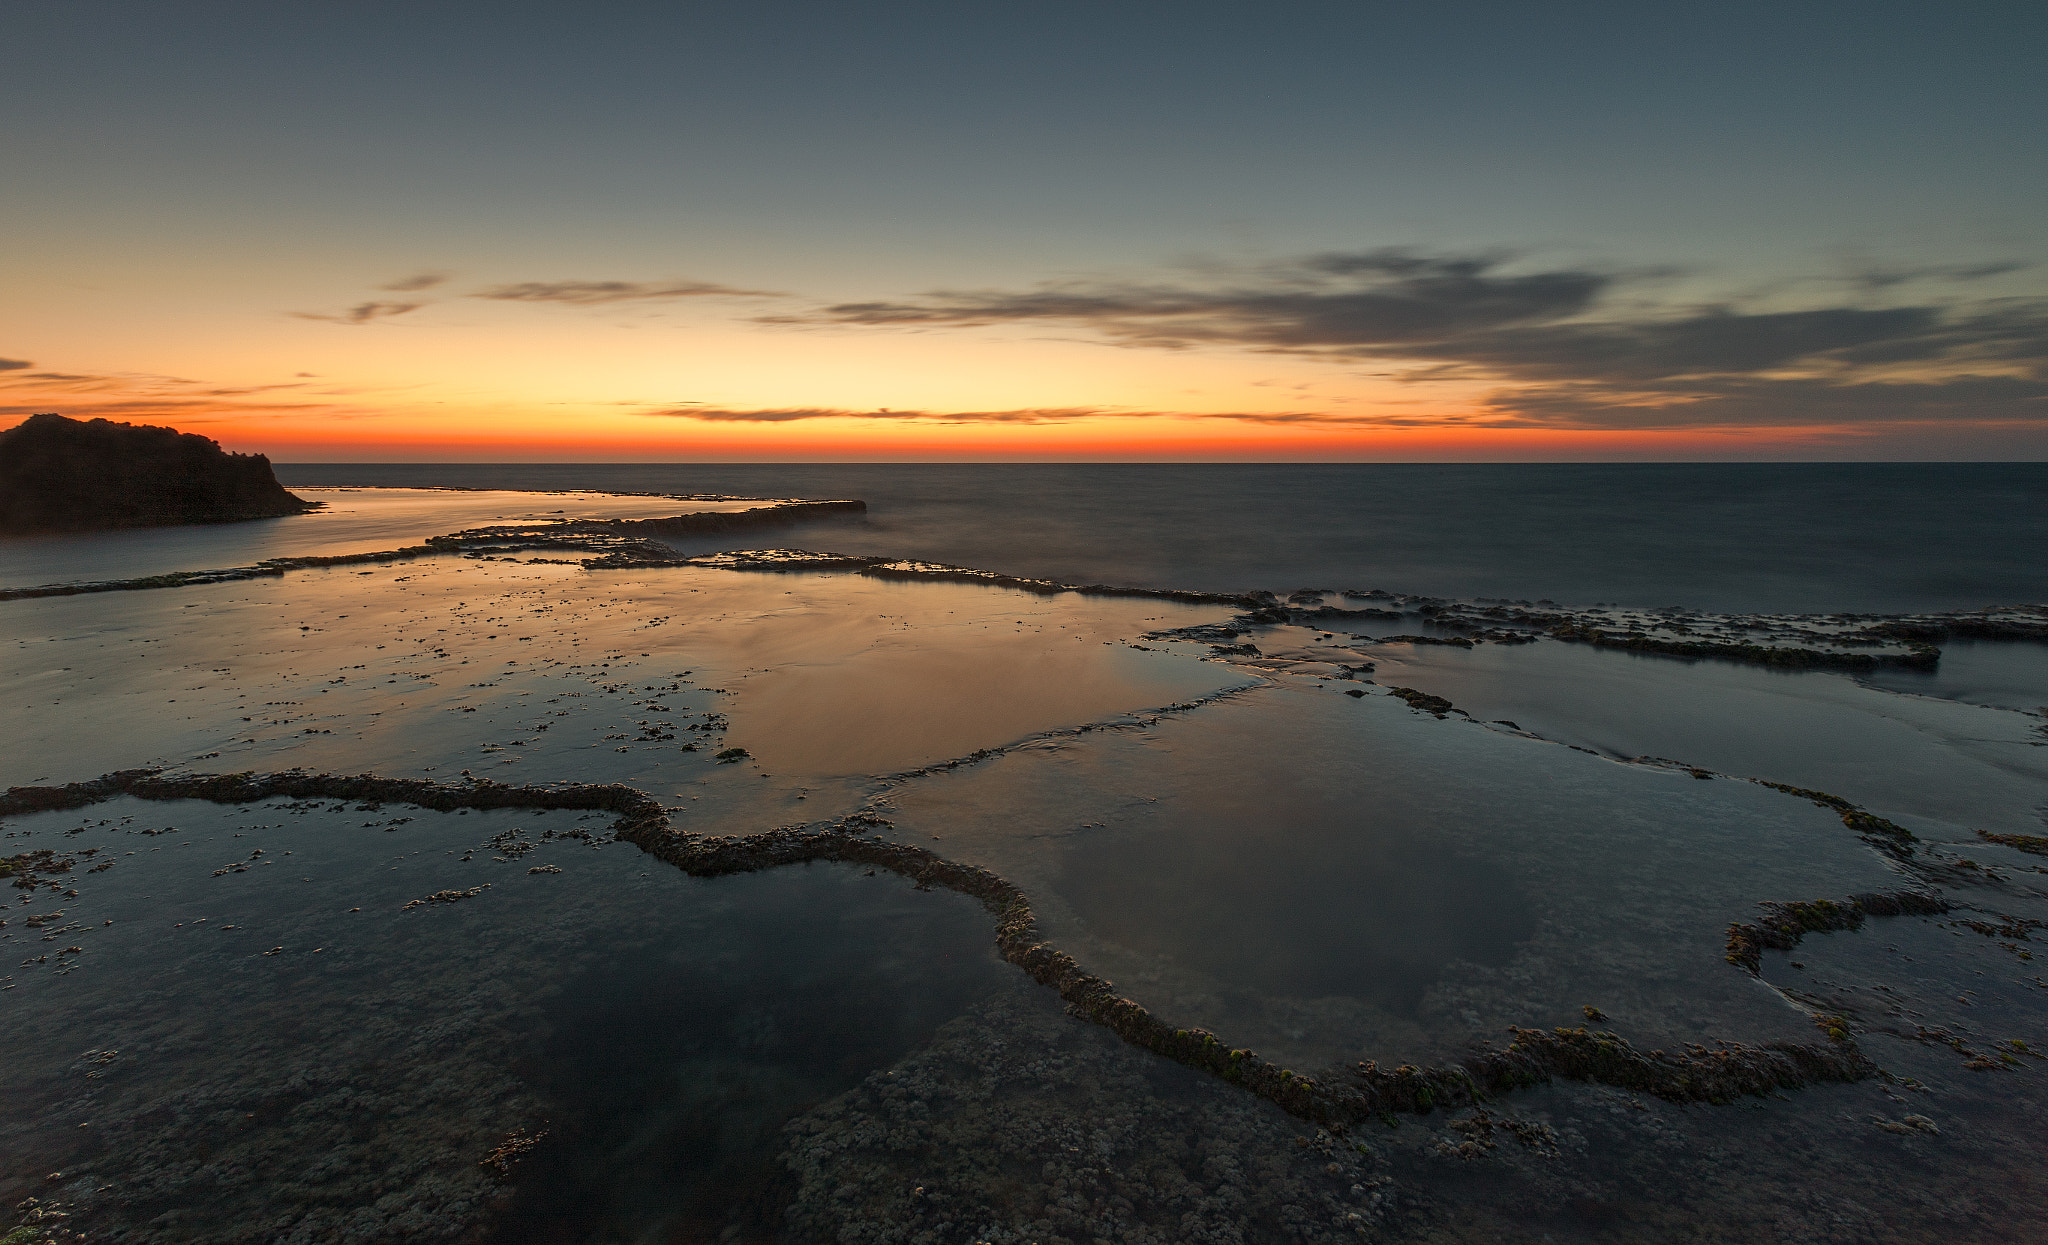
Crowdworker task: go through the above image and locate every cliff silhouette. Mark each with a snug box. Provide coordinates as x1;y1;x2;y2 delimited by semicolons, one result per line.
0;413;317;534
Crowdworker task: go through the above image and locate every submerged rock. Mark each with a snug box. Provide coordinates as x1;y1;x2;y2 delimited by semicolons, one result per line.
0;412;316;533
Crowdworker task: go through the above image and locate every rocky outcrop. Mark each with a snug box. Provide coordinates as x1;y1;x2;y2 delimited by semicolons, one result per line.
0;412;316;533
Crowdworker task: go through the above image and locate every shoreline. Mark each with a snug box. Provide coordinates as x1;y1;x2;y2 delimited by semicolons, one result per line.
4;484;2042;678
4;480;2044;1243
0;763;1947;1133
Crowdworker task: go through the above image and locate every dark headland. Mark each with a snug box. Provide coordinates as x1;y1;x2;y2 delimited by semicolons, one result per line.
0;412;317;534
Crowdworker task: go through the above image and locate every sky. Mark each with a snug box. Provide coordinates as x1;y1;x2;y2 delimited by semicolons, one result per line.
3;1;2045;461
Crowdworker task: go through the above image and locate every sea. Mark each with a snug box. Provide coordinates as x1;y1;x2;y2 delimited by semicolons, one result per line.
272;462;2048;615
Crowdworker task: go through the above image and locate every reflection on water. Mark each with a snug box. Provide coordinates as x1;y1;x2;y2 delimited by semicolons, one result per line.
1363;637;2048;840
2;559;1247;799
886;680;1905;1070
0;487;770;587
1857;638;2048;713
1057;780;1534;1009
713;581;1253;775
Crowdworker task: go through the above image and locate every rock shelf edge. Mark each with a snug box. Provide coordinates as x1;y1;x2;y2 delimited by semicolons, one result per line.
4;766;1905;1139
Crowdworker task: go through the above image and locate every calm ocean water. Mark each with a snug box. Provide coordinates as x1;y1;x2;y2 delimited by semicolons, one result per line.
276;463;2048;615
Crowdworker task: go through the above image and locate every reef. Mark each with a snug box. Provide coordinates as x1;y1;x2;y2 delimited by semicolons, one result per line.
1978;830;2048;856
1723;891;1952;973
7;516;2042;685
0;503;861;601
1754;781;1922;858
778;980;1412;1245
2;765;1900;1141
680;556;2048;678
1385;687;1460;718
684;547;1253;606
0;413;316;534
606;499;863;535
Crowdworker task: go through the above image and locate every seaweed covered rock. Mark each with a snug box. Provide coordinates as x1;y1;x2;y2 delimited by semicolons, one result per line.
0;412;315;533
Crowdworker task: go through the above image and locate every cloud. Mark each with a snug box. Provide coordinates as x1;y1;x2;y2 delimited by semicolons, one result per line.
795;250;1609;351
1842;260;2031;292
1419;306;1949;382
647;405;1141;425
641;375;2046;434
473;279;781;305
1488;374;2048;430
288;301;425;325
779;248;2048;430
0;357;31;371
0;365;339;424
642;404;1404;427
379;271;453;292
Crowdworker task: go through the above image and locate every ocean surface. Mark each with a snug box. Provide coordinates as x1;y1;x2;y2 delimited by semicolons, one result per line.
273;462;2048;615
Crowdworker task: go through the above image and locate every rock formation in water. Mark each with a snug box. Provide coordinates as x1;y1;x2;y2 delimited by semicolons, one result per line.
0;412;317;534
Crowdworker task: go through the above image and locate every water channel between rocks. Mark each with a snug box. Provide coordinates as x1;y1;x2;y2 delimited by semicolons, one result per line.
3;490;2046;1244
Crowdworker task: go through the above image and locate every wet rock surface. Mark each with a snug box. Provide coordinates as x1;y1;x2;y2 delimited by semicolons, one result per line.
2;486;2045;1243
0;788;1005;1244
780;978;1401;1245
781;973;2048;1245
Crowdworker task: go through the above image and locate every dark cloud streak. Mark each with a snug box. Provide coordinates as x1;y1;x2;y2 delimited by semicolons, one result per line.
783;248;2048;429
801;251;1610;350
289;301;424;325
643;405;1398;427
648;405;1133;425
475;279;781;304
1429;307;1947;382
1844;260;2031;292
379;271;453;292
1493;375;2048;430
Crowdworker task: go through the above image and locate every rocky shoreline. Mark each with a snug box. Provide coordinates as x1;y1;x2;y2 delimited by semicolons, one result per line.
0;763;1947;1138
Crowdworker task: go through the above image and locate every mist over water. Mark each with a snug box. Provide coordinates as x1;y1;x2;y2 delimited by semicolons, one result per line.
276;463;2048;614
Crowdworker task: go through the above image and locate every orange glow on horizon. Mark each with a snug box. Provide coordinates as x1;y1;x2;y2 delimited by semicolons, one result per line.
8;300;2043;462
185;413;1977;464
3;388;2032;462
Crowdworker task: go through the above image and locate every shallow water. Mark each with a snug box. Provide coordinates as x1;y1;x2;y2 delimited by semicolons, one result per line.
4;559;1245;801
1858;638;2048;714
0;795;1004;1243
479;874;1004;1244
1054;774;1538;1011
3;483;2047;1244
0;487;772;587
1357;637;2048;841
881;679;1908;1071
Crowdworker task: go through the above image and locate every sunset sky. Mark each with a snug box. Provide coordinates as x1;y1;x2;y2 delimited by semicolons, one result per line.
4;1;2044;460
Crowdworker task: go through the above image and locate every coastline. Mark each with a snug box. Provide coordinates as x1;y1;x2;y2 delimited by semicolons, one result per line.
3;481;2045;1243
